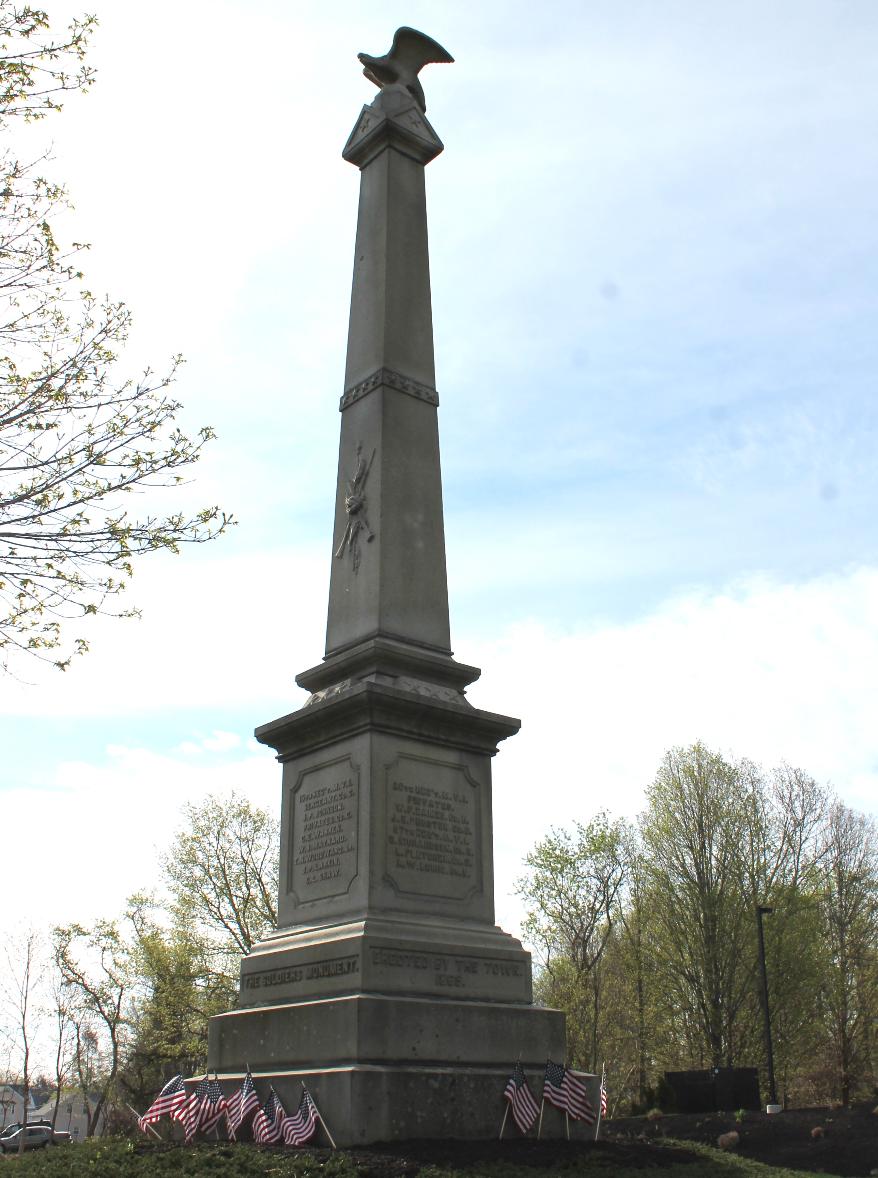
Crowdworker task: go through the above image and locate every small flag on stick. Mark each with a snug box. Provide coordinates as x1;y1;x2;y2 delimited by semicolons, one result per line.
138;1074;187;1132
198;1076;228;1137
253;1088;286;1145
226;1069;260;1139
543;1060;596;1124
181;1076;212;1143
282;1087;319;1146
503;1063;539;1134
594;1062;608;1141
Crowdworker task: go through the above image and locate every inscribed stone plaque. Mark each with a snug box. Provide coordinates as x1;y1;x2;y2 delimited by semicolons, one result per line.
241;952;361;1003
367;944;528;1001
384;754;481;901
289;756;359;902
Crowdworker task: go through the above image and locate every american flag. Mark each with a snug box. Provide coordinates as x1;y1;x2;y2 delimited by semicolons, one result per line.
503;1063;539;1134
197;1077;228;1136
253;1088;286;1145
282;1088;319;1147
138;1074;187;1131
600;1073;608;1118
226;1069;260;1138
181;1076;211;1142
543;1060;595;1123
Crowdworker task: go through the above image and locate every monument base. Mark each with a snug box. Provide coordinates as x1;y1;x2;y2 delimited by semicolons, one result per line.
207;992;565;1145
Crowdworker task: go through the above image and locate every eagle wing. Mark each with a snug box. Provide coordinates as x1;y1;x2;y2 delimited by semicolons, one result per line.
389;26;454;74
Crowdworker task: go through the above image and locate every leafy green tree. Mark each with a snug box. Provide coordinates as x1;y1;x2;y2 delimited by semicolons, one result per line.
518;812;627;1069
815;803;878;1103
612;833;655;1108
736;763;827;1102
162;792;279;989
0;2;230;670
121;898;234;1107
520;745;874;1111
640;743;758;1070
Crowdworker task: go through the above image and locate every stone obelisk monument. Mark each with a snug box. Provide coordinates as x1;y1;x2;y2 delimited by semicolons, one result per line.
208;27;565;1143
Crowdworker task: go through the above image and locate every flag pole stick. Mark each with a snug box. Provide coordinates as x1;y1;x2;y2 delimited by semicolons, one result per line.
305;1085;337;1150
128;1105;162;1140
537;1097;545;1139
594;1062;605;1142
565;1110;570;1141
498;1104;509;1139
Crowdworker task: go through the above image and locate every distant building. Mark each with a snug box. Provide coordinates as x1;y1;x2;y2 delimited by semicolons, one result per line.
0;1085;37;1129
32;1092;106;1139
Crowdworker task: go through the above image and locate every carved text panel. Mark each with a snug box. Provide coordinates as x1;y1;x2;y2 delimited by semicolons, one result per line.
384;755;481;901
290;758;359;903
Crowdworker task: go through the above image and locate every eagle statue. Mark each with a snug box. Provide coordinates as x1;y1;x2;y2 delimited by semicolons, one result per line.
357;27;454;113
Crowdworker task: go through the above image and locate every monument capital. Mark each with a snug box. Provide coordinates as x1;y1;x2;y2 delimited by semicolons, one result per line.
342;92;444;170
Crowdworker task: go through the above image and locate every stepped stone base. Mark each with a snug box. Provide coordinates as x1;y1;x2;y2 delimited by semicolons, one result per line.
207;992;566;1145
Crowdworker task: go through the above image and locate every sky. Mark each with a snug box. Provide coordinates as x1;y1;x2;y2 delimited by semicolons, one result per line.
2;0;877;946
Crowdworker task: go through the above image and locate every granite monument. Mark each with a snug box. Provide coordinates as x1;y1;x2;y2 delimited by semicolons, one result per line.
207;27;566;1144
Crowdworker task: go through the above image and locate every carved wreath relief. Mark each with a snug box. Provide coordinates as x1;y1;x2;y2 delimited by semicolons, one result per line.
334;442;375;574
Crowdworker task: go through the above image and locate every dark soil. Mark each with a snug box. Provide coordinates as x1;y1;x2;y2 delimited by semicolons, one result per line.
343;1137;701;1177
606;1103;878;1177
340;1103;878;1178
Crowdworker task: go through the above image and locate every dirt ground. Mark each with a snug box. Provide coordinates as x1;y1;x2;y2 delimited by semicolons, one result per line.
341;1103;878;1177
605;1103;878;1177
342;1137;699;1177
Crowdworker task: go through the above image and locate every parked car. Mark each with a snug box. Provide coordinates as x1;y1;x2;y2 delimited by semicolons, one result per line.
0;1119;53;1135
0;1123;53;1151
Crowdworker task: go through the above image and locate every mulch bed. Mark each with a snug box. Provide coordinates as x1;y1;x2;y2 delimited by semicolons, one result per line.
341;1104;878;1177
606;1103;878;1176
345;1137;701;1176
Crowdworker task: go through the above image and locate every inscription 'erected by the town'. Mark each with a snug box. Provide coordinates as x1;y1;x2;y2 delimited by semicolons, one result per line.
290;759;358;901
385;756;479;901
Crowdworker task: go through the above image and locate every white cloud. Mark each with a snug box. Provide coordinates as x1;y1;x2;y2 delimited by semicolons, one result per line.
462;566;878;936
8;743;279;932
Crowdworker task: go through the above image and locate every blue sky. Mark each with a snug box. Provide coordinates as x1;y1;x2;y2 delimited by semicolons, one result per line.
3;0;877;936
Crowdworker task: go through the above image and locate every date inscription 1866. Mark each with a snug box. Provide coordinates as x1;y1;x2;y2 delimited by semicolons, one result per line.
385;756;479;901
291;759;358;902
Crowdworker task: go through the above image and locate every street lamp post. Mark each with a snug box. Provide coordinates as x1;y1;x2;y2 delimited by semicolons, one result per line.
756;904;778;1108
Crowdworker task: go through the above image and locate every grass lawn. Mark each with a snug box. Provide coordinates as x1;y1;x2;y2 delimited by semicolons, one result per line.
0;1137;846;1178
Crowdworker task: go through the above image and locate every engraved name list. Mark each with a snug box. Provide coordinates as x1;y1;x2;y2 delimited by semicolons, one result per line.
385;758;479;901
291;762;358;901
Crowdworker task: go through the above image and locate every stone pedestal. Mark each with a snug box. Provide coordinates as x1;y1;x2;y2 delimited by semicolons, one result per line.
207;52;566;1144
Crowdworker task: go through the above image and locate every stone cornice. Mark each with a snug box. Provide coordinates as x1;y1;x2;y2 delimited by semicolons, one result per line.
255;681;520;761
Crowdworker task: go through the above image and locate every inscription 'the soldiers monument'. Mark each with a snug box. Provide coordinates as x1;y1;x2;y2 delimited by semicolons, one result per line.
207;26;565;1143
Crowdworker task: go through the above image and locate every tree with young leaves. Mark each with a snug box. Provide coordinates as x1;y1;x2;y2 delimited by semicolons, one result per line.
814;803;878;1103
162;792;279;989
121;896;233;1107
639;743;757;1071
0;3;231;670
517;812;628;1070
53;920;133;1136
